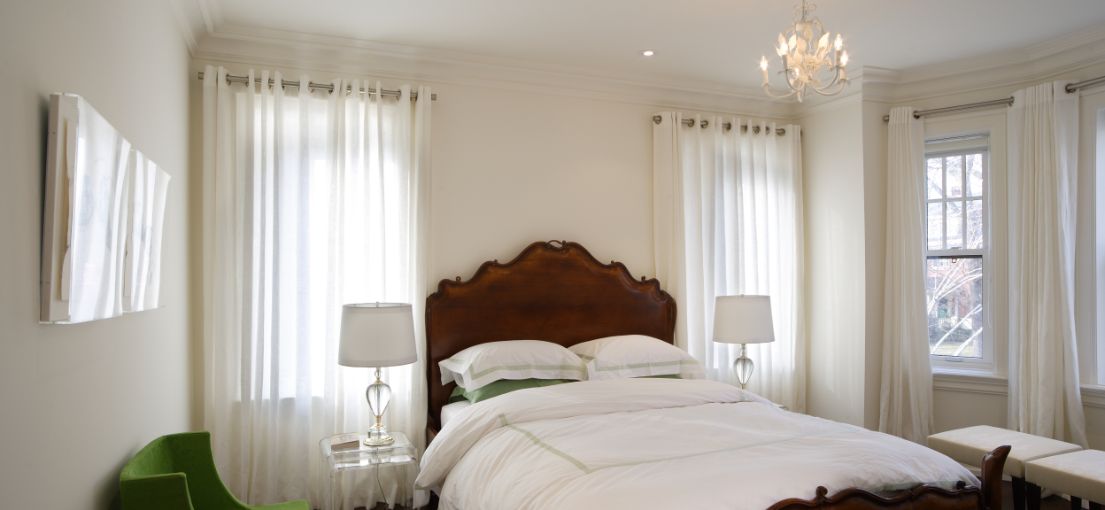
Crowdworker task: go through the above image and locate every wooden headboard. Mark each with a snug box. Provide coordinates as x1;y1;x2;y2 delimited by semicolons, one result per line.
425;240;676;430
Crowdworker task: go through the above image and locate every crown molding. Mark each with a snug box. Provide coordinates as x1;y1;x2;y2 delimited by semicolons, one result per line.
186;13;1105;119
192;25;800;119
167;0;221;55
194;0;222;34
873;23;1105;104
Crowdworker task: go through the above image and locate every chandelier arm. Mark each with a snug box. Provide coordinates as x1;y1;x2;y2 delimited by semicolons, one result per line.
761;83;798;99
810;77;849;96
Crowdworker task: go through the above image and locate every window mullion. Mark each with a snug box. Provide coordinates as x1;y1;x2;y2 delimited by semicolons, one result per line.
942;157;948;250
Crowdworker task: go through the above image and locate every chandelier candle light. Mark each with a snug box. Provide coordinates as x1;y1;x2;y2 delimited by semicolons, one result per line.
759;0;850;102
338;303;417;447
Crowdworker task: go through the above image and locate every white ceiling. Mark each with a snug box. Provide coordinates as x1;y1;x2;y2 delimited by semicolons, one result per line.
212;0;1105;88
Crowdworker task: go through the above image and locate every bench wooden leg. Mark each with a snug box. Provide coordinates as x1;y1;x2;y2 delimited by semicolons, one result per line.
1013;477;1026;510
1071;496;1082;510
1026;482;1042;510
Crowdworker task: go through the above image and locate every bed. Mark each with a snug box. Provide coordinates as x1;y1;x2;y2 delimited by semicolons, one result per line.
419;240;1008;510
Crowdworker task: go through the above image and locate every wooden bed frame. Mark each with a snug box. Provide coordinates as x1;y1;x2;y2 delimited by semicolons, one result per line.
424;240;1009;509
425;240;676;432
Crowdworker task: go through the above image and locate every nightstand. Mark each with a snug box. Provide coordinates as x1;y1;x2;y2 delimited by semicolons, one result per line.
320;431;418;509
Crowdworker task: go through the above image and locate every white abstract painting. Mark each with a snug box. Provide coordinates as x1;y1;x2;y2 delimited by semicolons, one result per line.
40;93;170;324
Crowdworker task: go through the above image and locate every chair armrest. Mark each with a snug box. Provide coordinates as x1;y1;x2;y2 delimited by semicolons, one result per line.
120;473;196;510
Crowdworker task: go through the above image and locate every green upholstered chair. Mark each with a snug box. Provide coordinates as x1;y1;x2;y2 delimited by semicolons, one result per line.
119;431;309;510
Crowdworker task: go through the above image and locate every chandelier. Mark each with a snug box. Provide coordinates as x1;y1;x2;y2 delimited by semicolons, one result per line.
759;0;850;102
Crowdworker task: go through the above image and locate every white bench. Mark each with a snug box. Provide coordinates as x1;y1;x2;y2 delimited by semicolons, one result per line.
1025;449;1105;510
929;425;1083;510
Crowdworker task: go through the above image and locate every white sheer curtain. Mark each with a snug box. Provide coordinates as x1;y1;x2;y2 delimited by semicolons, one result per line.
201;65;432;507
878;106;933;443
1006;81;1087;446
653;112;806;411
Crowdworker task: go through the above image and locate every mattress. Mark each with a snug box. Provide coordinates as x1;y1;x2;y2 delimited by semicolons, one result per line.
418;378;977;510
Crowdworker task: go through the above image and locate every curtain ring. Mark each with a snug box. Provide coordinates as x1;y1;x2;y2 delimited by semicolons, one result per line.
700;119;709;128
652;115;663;125
753;125;762;134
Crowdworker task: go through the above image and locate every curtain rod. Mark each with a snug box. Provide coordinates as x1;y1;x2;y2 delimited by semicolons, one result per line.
195;71;437;101
881;74;1105;122
652;115;788;136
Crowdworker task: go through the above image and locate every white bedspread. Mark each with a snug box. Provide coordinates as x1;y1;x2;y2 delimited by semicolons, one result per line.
418;378;976;510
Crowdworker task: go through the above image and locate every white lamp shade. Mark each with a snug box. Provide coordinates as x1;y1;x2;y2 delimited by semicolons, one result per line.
339;303;417;367
712;295;775;344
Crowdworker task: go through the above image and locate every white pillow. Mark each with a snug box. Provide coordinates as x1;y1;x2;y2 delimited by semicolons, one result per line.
439;340;586;391
569;334;704;380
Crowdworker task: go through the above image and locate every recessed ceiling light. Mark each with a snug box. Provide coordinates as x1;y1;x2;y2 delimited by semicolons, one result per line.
642;50;656;57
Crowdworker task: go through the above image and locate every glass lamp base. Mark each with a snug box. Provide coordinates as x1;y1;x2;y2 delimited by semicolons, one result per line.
363;429;395;447
364;368;394;447
733;344;755;389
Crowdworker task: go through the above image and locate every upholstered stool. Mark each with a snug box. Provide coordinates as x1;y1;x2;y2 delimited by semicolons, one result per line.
929;425;1083;510
1026;450;1105;510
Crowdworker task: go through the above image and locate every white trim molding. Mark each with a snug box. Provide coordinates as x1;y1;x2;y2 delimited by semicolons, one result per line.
934;372;1105;410
169;0;221;55
874;24;1105;104
191;25;800;119
184;14;1105;118
933;371;1008;397
1084;385;1105;409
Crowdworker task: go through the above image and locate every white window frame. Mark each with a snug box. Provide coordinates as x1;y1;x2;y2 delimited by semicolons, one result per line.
923;111;1008;376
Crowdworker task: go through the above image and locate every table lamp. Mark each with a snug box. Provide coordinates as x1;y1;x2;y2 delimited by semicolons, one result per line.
712;295;775;389
339;303;417;447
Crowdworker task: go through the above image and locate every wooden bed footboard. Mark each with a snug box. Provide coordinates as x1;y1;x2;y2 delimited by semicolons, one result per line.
767;445;1011;510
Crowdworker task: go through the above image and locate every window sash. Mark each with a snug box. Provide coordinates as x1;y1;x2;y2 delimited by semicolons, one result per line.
925;146;990;366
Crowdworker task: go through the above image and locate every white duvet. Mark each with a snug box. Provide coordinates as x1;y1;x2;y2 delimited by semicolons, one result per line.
418;378;976;510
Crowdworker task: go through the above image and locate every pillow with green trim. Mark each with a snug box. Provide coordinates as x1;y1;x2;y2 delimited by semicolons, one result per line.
439;340;586;391
449;378;573;404
570;334;704;380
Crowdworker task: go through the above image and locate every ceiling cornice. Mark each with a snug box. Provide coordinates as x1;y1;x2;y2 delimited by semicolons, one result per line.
875;23;1105;104
168;0;224;55
192;24;800;119
186;11;1105;118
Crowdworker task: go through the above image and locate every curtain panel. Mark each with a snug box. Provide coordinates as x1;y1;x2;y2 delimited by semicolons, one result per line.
201;66;432;507
653;113;806;412
1006;81;1087;446
878;106;934;443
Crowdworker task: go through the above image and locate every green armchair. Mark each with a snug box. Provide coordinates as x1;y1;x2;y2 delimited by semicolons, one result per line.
119;431;309;510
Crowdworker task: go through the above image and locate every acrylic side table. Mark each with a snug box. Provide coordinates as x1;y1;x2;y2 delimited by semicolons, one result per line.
320;431;418;510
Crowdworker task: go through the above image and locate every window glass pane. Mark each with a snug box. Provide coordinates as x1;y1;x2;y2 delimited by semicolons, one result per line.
927;202;944;250
967;153;983;197
966;199;983;249
927;157;944;199
946;201;963;249
926;257;983;359
946;155;963;198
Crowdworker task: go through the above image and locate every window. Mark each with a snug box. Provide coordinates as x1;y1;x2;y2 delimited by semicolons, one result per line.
925;143;988;363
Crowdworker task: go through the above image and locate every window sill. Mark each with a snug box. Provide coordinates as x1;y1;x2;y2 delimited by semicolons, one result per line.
932;370;1007;396
1083;385;1105;409
932;371;1105;409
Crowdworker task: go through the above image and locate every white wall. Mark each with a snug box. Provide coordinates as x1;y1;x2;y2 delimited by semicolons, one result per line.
427;83;660;284
800;95;869;426
0;0;194;508
861;98;891;430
